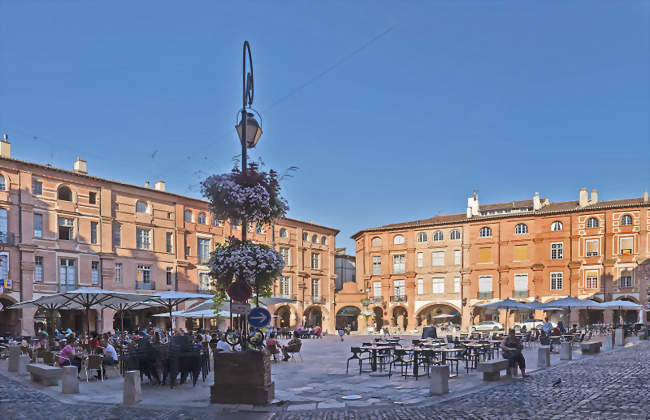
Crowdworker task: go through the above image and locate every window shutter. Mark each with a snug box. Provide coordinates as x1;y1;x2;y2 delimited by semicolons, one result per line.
479;247;491;263
586;240;599;255
514;245;528;261
620;237;633;254
514;274;528;291
478;276;492;292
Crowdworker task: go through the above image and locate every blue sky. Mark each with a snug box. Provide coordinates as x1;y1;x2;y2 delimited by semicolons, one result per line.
1;1;648;253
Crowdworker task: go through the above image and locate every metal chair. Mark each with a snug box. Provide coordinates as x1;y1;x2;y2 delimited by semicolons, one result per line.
86;354;103;382
388;349;413;379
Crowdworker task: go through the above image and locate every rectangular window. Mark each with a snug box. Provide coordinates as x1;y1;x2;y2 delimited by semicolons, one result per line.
432;251;444;266
166;267;173;285
620;237;633;255
198;238;210;264
302;232;308;241
91;261;99;284
393;279;405;297
619;270;632;288
113;225;121;247
280;276;291;297
166;232;173;253
479;247;491;263
311;253;320;269
433;277;444;294
60;259;76;292
454;250;461;265
198;272;211;292
586;239;599;257
417;278;424;295
137;265;152;283
454;276;461;293
311;278;320;298
550;272;563;290
280;248;290;265
478;275;492;295
585;271;598;289
514;273;528;297
136;228;151;250
392;254;405;273
34;256;43;282
88;192;96;204
417;252;423;267
373;281;382;299
115;263;122;283
58;217;74;240
34;214;43;238
513;244;528;261
551;242;563;260
372;256;381;275
32;181;42;195
90;221;98;244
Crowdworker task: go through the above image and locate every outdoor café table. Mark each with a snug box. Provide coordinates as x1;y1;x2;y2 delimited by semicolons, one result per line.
464;343;486;368
401;346;424;378
366;345;392;371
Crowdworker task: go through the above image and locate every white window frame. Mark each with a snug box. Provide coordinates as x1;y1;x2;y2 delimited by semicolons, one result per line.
280;276;291;297
91;261;99;285
513;273;528;292
585;239;599;257
280;247;290;265
432;277;444;294
198;271;211;291
432;251;444;266
514;224;528;234
585;272;598;289
450;229;461;240
373;281;382;299
137;265;152;284
135;201;148;214
34;256;43;282
393;235;405;245
34;214;43;238
115;263;123;283
453;276;461;293
393;279;405;297
417;278;424;295
311;253;320;269
480;227;492;238
620;215;632;226
417;232;427;243
478;275;493;292
417;252;423;267
136;228;151;250
587;217;599;228
551;242;563;260
619;271;633;289
392;254;405;274
551;221;563;231
454;249;461;265
550;272;563;290
372;255;381;275
166;267;173;285
197;237;211;265
433;231;443;241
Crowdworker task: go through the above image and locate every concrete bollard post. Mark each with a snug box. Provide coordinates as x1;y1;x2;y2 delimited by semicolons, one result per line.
537;346;551;369
61;366;79;394
18;354;30;375
603;334;615;350
7;345;20;372
123;370;142;405
429;365;449;395
615;328;625;347
560;342;572;360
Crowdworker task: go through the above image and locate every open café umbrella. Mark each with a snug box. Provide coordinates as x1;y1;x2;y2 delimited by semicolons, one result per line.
143;291;212;329
475;298;531;330
103;301;165;333
432;314;457;319
8;296;81;335
542;297;603;326
600;300;642;325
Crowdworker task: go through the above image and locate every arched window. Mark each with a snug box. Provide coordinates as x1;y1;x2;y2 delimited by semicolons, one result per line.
587;217;599;228
0;175;6;191
371;237;382;247
184;210;192;222
279;228;288;238
321;236;327;245
621;215;632;226
256;225;264;234
135;200;148;213
416;232;427;243
433;231;443;241
514;224;528;234
551;221;563;231
480;227;492;238
212;217;221;227
450;229;461;240
312;234;318;243
57;185;72;201
198;212;206;224
393;235;405;245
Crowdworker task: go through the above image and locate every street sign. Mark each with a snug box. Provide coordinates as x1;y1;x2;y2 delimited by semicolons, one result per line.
227;281;253;302
248;307;272;328
230;302;251;315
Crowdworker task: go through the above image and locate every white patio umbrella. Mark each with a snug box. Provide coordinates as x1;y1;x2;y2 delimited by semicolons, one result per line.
143;291;212;329
599;300;642;310
103;301;165;333
8;296;82;335
542;297;603;326
474;298;531;330
432;314;457;319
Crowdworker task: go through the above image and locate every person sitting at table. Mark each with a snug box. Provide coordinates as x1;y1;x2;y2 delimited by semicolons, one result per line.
520;325;527;334
557;321;566;334
216;334;232;352
96;339;118;379
58;337;82;373
501;329;527;377
282;331;302;361
541;318;553;336
265;332;280;360
89;332;101;353
38;331;49;349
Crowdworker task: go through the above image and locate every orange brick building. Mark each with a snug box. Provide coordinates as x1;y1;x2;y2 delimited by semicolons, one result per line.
0;137;338;336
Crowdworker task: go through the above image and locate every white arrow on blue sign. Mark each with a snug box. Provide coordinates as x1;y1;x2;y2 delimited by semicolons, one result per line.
247;307;272;328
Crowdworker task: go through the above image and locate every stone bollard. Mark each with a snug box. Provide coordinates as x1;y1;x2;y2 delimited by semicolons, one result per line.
429;365;449;395
604;334;615;350
560;342;572;360
61;366;79;394
7;345;20;372
18;355;30;375
615;328;625;347
123;370;142;405
537;346;551;369
640;326;649;340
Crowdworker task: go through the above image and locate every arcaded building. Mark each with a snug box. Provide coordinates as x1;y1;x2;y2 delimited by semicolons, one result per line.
0;137;338;336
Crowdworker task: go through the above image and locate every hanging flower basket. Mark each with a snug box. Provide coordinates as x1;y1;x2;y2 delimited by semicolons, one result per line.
201;163;288;225
210;237;285;294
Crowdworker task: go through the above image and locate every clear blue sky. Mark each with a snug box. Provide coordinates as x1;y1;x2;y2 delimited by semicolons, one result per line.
1;1;648;253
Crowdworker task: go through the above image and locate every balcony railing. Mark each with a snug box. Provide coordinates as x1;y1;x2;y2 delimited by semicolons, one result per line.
136;281;155;290
392;267;405;274
477;291;493;299
371;297;384;304
309;296;326;305
0;232;16;246
513;290;529;299
390;295;407;303
60;284;77;293
278;293;297;300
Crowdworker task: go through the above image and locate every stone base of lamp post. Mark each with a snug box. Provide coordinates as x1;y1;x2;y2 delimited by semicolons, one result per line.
211;350;274;405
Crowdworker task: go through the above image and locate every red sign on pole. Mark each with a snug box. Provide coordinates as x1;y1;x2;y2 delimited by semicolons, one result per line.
227;281;253;302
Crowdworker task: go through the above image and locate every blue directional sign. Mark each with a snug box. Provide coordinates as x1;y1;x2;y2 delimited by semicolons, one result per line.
247;307;272;328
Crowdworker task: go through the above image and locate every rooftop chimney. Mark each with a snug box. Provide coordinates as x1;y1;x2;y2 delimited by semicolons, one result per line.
466;190;480;218
154;180;166;191
0;134;11;158
73;157;87;174
644;189;648;203
590;189;598;205
144;181;150;188
533;192;542;211
579;188;588;207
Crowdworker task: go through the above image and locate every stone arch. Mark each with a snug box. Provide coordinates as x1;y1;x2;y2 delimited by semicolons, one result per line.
274;304;298;329
415;303;461;327
335;305;360;331
616;295;640;304
0;295;19;336
303;305;323;328
391;305;408;330
373;306;385;331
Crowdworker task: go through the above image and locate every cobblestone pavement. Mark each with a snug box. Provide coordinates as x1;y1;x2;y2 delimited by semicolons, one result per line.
1;341;648;419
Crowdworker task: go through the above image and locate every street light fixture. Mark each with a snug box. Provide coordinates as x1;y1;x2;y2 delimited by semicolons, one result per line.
236;111;263;148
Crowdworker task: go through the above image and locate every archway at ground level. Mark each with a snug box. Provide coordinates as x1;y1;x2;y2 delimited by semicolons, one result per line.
614;297;641;324
416;304;461;327
303;306;322;328
34;308;62;335
275;305;294;328
336;306;360;331
373;307;384;331
0;296;19;335
392;306;408;331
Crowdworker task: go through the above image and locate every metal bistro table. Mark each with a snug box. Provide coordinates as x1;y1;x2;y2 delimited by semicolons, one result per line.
367;345;392;372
